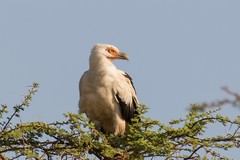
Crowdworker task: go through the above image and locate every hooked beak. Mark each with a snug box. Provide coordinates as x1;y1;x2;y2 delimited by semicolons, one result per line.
118;52;129;60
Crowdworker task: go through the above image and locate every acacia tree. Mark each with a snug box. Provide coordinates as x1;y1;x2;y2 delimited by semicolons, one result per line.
0;83;239;160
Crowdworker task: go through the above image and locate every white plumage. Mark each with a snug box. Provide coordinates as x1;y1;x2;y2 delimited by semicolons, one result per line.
79;44;138;135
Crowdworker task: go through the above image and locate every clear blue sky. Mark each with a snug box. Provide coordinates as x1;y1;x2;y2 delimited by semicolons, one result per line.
1;1;239;159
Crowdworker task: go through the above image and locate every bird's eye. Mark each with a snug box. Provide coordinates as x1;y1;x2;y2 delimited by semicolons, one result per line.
106;47;118;56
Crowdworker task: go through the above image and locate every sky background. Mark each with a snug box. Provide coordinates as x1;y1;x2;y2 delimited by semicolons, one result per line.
0;1;240;159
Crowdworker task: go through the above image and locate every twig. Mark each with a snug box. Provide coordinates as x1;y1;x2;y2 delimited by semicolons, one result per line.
2;104;23;130
184;145;202;160
222;87;240;100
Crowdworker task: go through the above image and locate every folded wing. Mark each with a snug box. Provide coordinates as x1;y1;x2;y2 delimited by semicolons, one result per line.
114;71;139;124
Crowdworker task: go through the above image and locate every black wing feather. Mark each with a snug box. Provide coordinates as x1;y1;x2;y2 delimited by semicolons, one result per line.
116;94;135;123
123;72;137;94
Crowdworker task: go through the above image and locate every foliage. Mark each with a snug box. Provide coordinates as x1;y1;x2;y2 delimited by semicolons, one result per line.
0;83;240;160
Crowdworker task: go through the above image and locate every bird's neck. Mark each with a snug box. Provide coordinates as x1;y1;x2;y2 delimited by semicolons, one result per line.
89;56;116;76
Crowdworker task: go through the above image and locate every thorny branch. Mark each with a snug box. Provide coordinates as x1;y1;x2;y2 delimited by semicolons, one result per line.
0;84;240;159
184;145;203;160
2;83;38;130
190;87;240;111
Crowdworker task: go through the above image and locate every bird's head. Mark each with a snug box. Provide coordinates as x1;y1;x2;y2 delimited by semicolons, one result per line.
91;44;129;62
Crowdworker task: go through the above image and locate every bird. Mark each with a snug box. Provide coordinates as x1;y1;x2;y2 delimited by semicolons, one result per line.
78;44;139;135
